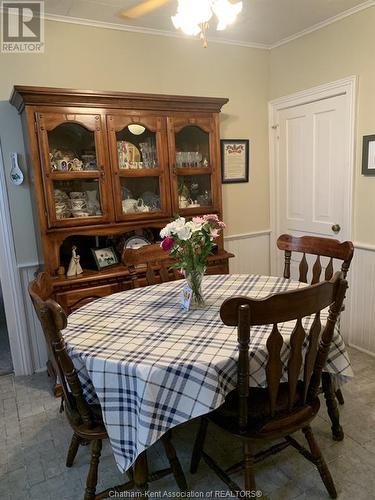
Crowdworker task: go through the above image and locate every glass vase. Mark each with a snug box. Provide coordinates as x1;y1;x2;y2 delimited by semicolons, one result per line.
186;268;206;309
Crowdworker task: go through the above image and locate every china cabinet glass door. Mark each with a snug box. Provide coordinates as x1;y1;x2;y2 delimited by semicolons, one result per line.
167;116;217;215
36;112;111;228
107;114;170;221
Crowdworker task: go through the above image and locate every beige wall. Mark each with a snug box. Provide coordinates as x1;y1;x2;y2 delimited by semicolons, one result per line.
269;5;375;245
0;20;270;264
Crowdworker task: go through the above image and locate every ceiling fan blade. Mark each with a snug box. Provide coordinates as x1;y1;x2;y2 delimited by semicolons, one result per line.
120;0;173;19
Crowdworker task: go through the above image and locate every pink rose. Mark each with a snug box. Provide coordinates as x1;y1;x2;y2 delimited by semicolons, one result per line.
203;214;219;222
160;237;175;252
210;228;220;239
192;216;205;225
218;221;226;228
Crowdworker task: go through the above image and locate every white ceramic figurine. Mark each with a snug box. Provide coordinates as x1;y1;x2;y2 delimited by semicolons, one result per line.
67;245;83;277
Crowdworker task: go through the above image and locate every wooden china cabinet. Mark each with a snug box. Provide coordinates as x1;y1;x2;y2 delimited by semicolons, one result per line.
11;86;232;317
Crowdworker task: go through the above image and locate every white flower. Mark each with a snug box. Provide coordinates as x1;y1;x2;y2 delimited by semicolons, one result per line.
160;225;171;238
176;225;192;240
186;220;202;233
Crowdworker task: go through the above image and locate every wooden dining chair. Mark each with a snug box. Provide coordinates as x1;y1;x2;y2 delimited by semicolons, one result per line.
122;243;181;287
190;272;347;498
277;234;354;284
29;272;187;499
277;234;354;438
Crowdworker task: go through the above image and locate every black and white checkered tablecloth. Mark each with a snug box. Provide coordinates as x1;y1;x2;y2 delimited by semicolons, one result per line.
62;274;353;473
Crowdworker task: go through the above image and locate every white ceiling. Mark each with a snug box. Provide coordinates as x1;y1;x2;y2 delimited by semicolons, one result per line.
43;0;375;48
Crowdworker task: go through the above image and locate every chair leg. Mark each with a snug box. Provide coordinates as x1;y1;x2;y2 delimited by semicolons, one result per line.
161;431;188;491
243;441;256;493
84;439;102;500
190;417;208;474
134;451;149;496
66;432;81;467
302;426;337;499
322;372;344;441
335;388;345;405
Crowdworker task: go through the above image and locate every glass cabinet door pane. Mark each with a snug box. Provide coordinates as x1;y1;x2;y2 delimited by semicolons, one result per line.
175;126;210;168
120;177;161;214
53;179;102;219
177;175;212;209
48;123;98;172
116;125;158;169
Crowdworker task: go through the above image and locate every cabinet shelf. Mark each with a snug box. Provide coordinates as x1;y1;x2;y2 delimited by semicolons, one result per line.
117;168;162;178
176;166;212;175
48;171;100;180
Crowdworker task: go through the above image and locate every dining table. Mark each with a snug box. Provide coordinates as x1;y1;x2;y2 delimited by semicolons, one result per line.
62;273;354;474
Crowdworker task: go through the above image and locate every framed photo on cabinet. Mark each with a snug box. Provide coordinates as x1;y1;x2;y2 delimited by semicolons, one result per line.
362;134;375;176
91;246;119;270
221;139;249;183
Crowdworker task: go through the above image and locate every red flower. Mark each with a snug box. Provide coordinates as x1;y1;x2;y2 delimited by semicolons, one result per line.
160;237;175;252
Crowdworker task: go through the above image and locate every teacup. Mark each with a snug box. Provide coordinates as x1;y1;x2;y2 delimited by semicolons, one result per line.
70;192;86;200
70;199;86;210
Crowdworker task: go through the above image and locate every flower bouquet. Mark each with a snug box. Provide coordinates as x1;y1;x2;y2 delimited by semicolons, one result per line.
160;214;226;308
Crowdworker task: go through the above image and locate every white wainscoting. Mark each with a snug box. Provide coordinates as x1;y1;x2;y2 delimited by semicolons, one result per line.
347;243;375;357
224;230;271;275
18;263;47;373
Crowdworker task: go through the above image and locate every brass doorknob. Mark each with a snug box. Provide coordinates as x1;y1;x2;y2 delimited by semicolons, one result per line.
332;224;341;233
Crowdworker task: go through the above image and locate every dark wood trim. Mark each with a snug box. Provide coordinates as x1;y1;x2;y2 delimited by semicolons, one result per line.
10;86;229;113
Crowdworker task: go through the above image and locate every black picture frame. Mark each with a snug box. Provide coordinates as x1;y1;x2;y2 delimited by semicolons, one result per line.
91;246;119;270
220;139;249;183
362;134;375;176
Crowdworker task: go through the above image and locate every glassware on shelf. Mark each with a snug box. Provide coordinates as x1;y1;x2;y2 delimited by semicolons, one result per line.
47;123;98;173
177;175;212;209
53;180;102;219
116;127;158;169
120;177;161;215
175;126;209;167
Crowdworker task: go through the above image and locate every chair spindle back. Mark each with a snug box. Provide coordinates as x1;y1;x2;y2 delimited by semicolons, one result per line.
29;273;94;428
220;273;347;432
122;243;180;287
277;234;354;284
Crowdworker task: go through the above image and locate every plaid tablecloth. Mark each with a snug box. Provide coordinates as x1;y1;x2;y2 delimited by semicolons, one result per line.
62;274;353;473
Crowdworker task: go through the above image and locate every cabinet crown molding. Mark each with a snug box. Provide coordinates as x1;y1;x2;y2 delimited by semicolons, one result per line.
10;85;229;114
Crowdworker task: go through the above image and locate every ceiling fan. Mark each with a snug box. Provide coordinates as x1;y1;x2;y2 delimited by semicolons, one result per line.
120;0;243;47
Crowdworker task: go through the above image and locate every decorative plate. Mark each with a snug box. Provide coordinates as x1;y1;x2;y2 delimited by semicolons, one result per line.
117;141;141;168
124;235;150;250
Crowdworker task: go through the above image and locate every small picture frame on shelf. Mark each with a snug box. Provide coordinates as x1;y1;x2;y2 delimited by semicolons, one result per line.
362;135;375;176
220;139;249;183
91;246;119;270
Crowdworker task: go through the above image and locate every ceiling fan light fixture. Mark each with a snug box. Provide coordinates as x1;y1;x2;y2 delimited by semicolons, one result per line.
213;0;243;31
171;0;243;45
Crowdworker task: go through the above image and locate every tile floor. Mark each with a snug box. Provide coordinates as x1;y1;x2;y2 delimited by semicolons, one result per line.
0;347;374;500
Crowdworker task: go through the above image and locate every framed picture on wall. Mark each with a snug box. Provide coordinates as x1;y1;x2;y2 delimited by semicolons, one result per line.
362;134;375;175
220;139;249;183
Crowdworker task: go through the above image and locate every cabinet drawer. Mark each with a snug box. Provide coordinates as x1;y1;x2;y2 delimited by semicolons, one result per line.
55;283;121;314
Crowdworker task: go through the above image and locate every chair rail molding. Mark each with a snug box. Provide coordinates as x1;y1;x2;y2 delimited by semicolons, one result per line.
224;230;271;275
347;242;375;356
0;141;34;375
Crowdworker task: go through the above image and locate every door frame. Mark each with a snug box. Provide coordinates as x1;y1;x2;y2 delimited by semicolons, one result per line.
0;140;34;376
268;76;357;274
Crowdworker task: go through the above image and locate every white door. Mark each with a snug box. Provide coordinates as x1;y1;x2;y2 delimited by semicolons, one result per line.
275;93;353;278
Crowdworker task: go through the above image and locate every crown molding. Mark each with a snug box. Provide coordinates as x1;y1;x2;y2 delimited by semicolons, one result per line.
270;0;375;49
43;14;269;50
33;0;375;52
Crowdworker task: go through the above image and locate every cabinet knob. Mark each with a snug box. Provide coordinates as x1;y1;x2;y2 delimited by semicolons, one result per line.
331;224;341;234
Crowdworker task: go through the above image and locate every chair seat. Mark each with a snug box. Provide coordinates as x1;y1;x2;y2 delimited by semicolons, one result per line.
209;383;320;439
68;403;108;440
